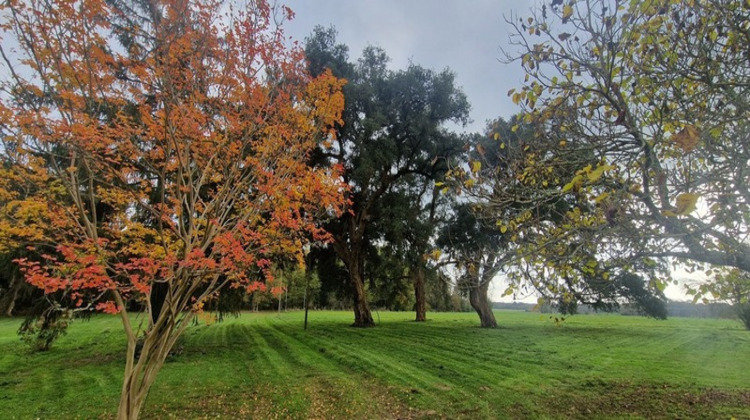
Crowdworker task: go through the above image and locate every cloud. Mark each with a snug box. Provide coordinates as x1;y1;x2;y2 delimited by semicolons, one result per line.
282;0;536;133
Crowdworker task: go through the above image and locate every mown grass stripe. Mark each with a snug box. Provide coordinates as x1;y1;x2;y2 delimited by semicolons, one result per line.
1;310;748;419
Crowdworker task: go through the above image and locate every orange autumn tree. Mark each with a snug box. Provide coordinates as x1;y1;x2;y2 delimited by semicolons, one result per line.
0;0;345;418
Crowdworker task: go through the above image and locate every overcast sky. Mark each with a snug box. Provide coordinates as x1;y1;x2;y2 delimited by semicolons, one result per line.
282;0;537;134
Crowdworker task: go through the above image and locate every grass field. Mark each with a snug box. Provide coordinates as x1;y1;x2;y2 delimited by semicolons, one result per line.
0;310;748;419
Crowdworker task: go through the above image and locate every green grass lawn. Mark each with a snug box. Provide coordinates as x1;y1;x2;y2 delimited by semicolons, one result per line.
0;310;748;419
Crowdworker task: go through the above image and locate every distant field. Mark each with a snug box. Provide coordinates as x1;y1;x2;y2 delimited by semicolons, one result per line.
0;310;748;419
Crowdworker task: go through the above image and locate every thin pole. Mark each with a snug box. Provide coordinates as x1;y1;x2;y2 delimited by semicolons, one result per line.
303;271;310;330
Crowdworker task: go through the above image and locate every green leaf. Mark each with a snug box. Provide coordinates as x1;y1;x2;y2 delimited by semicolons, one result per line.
655;280;666;292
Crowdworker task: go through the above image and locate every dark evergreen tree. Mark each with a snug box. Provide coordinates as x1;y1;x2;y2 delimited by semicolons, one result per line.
304;27;469;326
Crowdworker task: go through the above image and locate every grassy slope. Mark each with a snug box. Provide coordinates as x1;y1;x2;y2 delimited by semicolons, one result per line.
0;310;748;419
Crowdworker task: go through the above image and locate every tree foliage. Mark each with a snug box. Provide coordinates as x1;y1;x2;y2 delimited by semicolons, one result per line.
0;0;345;418
464;0;749;319
452;111;670;318
437;202;505;327
304;27;469;327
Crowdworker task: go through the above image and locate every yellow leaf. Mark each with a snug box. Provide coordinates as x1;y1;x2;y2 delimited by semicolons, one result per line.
674;192;699;215
562;181;576;193
562;5;573;21
493;132;500;140
587;167;605;182
587;164;615;182
471;161;482;173
500;225;508;234
562;174;583;192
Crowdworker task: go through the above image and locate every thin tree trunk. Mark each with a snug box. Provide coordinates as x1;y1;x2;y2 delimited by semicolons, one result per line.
117;313;193;419
303;270;310;330
0;273;23;317
117;335;171;420
469;280;497;328
413;267;427;322
114;287;196;420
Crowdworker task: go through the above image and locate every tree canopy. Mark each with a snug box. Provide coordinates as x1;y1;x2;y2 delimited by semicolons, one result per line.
455;0;750;315
304;27;469;326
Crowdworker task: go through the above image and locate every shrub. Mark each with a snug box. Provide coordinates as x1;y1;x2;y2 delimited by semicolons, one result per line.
18;308;72;352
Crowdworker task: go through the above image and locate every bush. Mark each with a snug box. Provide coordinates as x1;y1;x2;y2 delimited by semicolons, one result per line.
18;308;72;352
737;302;750;331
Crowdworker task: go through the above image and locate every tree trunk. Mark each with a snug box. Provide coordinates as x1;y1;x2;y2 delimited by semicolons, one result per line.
413;267;427;322
0;273;23;317
350;264;375;327
115;291;194;420
117;333;171;420
469;281;497;328
334;236;375;327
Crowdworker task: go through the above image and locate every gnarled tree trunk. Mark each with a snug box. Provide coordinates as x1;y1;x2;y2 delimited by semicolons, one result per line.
349;257;375;327
334;233;375;327
469;280;497;328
